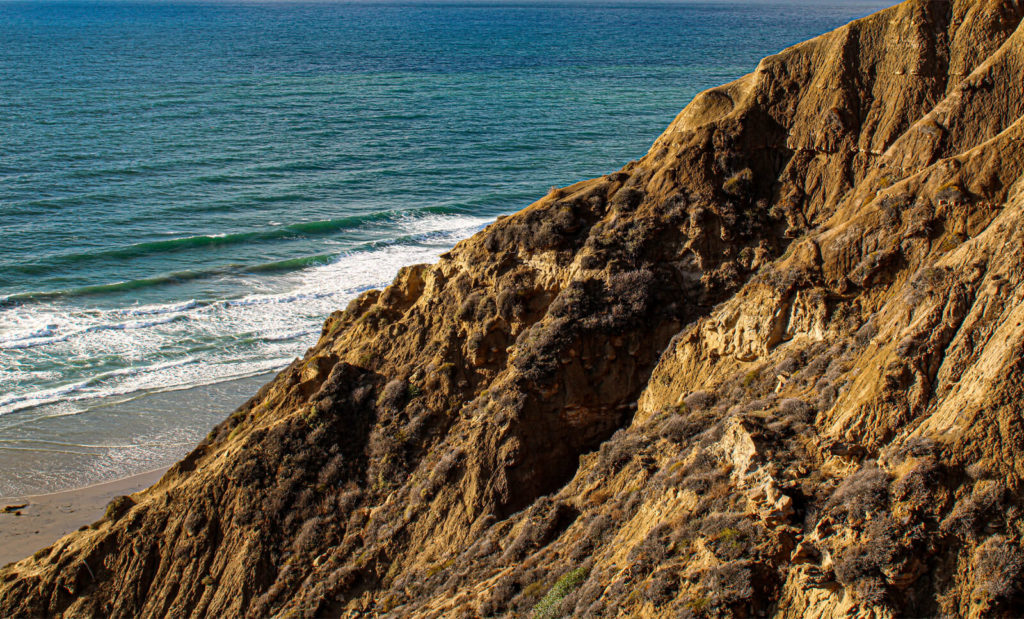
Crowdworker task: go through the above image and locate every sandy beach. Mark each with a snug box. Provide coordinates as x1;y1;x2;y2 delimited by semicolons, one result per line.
0;467;167;567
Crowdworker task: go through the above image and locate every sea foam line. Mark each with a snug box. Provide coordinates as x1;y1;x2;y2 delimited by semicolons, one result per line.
0;356;293;419
0;357;200;415
0;313;191;350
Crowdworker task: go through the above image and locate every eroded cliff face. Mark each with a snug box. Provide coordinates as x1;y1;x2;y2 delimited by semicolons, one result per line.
3;0;1024;616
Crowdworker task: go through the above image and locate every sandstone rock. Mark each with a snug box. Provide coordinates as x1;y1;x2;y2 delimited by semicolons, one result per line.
4;1;1024;617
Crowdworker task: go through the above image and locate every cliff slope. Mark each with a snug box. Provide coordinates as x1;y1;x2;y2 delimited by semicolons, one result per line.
3;0;1024;616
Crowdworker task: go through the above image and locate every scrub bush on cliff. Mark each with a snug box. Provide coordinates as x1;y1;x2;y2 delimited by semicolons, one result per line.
512;270;656;383
972;535;1024;604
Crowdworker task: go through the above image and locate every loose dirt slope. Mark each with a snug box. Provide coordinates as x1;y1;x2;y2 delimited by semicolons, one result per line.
3;0;1024;616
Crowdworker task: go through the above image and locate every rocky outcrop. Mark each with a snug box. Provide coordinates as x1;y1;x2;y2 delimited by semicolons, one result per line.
3;0;1024;616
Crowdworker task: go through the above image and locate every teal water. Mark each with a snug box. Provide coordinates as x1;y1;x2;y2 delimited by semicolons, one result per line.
0;0;895;494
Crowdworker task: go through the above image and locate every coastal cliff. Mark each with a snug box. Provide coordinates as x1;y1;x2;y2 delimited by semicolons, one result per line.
3;0;1024;616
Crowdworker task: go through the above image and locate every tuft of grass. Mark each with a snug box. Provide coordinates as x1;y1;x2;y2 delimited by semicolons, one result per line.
522;581;547;600
722;168;753;196
532;566;590;619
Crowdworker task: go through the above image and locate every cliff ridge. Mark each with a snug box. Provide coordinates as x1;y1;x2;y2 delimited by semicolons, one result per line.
3;0;1024;616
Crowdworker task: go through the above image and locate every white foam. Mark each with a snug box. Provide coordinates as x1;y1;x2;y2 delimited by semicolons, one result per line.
0;357;199;414
114;299;202;317
0;212;496;419
0;311;192;350
263;328;319;342
0;323;58;344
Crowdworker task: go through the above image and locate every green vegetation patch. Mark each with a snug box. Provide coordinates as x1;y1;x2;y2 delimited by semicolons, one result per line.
532;566;590;619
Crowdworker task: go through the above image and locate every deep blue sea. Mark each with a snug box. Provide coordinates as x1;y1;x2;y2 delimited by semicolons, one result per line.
0;0;895;494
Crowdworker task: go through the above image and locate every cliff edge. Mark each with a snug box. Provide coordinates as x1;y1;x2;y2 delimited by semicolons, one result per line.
3;0;1024;616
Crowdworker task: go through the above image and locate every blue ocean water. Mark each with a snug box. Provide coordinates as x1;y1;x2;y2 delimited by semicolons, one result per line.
0;0;895;494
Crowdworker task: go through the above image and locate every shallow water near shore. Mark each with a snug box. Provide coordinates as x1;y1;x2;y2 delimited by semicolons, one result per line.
0;0;896;495
0;374;273;496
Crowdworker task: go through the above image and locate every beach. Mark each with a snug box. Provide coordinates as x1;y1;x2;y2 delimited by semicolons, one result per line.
0;372;277;566
0;372;277;498
0;467;166;567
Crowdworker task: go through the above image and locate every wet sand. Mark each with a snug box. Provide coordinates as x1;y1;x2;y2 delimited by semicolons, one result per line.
0;372;278;566
0;467;167;566
0;372;276;498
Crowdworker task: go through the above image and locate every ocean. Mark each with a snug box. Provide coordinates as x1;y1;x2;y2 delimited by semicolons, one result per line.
0;0;895;495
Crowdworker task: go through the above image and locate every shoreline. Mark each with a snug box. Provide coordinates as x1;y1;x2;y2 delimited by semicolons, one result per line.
0;466;168;567
0;371;277;498
0;365;279;566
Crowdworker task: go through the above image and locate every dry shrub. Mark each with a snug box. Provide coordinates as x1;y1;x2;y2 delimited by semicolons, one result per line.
825;465;889;521
940;480;1005;540
628;523;671;572
293;516;328;554
890;459;940;506
643;570;678;605
378;379;408;409
700;514;755;561
683;390;716;410
658;415;695;443
833;515;899;603
972;535;1024;602
701;561;753;605
597;430;642;472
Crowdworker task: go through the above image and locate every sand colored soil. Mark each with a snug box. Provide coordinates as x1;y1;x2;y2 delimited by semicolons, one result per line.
0;468;166;567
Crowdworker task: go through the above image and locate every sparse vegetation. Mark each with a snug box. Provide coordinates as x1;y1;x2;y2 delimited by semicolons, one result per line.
941;480;1005;540
5;8;1024;619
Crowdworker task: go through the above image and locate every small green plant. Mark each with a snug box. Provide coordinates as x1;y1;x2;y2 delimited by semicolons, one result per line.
532;566;590;618
715;527;745;550
408;384;423;398
878;174;897;189
303;405;321;426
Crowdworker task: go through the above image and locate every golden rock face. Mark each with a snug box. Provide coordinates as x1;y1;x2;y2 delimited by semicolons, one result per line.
4;1;1024;617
